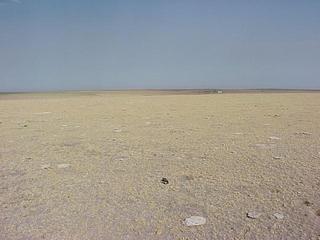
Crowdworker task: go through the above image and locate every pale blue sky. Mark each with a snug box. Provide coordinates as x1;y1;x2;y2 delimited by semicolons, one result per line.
0;0;320;91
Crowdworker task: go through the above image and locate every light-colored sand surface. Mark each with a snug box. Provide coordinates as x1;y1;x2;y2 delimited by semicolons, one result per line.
0;91;320;239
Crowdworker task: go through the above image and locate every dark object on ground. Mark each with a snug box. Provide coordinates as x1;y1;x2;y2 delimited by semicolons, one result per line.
304;200;312;206
247;211;262;219
161;178;169;185
24;125;28;127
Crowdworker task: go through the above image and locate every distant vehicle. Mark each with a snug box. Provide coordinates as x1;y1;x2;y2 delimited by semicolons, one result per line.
217;90;223;94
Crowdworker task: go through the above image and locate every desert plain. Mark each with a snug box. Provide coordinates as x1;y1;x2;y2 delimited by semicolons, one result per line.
0;91;320;240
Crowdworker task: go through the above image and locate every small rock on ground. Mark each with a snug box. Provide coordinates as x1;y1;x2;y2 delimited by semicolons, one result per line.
274;213;284;219
184;216;206;226
269;136;281;140
304;200;313;206
161;178;169;184
113;128;122;133
247;211;262;219
41;164;51;170
57;164;71;169
295;132;312;135
34;112;52;115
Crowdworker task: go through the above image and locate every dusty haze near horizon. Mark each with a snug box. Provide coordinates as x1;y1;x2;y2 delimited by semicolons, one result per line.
0;91;320;239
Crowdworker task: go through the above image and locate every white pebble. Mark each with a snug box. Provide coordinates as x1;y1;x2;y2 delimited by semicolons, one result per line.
183;216;206;226
113;128;122;133
247;211;262;219
57;163;71;169
269;136;281;140
274;213;284;219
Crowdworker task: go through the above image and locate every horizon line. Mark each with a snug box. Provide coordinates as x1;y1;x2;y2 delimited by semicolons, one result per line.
1;88;320;94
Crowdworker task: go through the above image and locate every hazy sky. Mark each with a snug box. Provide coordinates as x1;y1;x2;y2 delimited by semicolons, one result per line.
0;0;320;91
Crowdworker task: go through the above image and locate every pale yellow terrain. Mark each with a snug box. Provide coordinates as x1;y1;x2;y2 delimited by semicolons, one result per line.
0;91;320;239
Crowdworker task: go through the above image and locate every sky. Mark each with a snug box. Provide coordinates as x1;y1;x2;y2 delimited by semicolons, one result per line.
0;0;320;91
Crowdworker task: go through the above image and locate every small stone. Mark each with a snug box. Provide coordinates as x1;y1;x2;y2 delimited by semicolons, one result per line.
161;178;169;185
41;164;51;170
274;213;284;219
115;155;128;161
295;132;312;135
316;209;320;216
247;211;262;219
113;128;122;133
23;125;28;127
269;136;281;140
154;228;162;235
273;156;282;160
183;216;206;226
304;200;312;206
57;163;71;169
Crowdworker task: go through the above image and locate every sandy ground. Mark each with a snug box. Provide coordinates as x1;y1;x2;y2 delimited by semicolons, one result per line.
0;91;320;240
